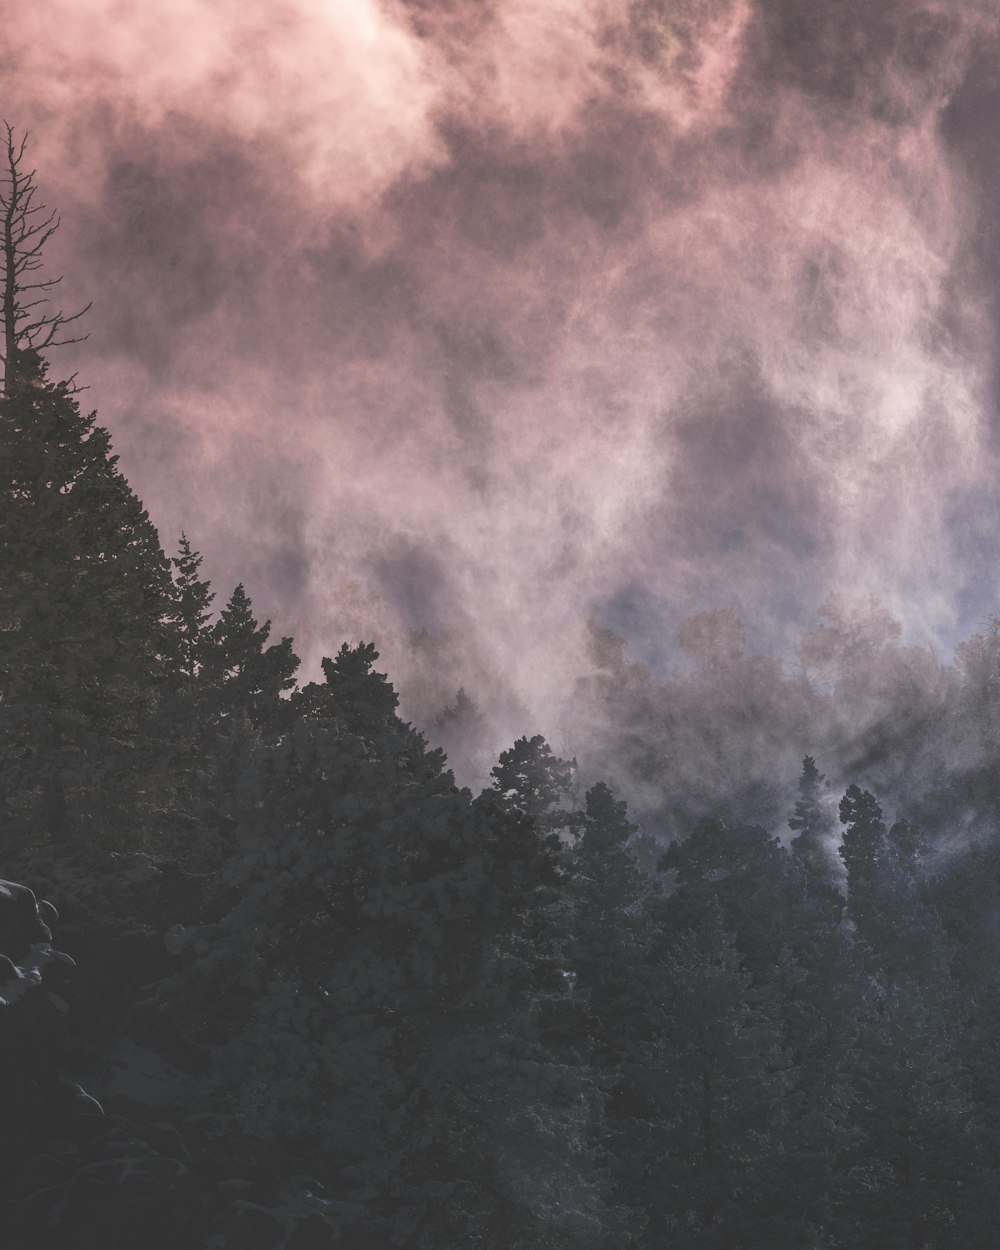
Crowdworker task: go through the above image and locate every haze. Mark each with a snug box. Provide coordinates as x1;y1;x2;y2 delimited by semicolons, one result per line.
7;0;1000;740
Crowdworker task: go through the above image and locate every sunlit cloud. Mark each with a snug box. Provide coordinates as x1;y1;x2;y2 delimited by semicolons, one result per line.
4;0;999;744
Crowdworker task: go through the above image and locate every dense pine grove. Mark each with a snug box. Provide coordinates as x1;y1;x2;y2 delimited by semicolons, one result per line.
7;161;1000;1250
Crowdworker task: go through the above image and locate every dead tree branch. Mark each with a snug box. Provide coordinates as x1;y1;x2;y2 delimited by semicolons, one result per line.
0;122;90;396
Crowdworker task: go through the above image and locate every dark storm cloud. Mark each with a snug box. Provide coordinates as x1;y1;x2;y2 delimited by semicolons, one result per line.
4;0;1000;736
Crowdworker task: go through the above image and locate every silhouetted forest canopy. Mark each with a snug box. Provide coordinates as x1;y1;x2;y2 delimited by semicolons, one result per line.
6;129;1000;1250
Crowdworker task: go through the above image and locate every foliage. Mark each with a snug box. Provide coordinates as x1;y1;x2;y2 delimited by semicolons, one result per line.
9;139;1000;1248
0;355;174;849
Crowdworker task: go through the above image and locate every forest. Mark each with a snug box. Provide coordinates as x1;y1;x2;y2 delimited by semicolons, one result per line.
5;134;1000;1250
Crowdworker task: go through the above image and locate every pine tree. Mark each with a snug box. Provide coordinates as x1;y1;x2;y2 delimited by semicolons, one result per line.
838;786;948;988
167;534;214;680
432;686;491;783
659;815;864;1242
569;782;646;1035
642;898;792;1248
148;535;223;862
565;782;652;1239
848;974;974;1248
789;755;840;890
199;583;298;740
295;640;400;737
491;734;573;827
838;785;886;888
0;350;174;847
161;650;604;1247
0;126;174;853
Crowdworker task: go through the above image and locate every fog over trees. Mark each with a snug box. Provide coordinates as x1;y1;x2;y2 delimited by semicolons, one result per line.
6;125;1000;1250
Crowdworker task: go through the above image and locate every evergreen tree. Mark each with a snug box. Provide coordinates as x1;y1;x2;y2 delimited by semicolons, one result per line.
167;533;214;680
568;781;649;1079
432;686;491;783
199;582;298;740
491;734;574;827
151;534;223;862
789;755;840;891
565;782;652;1239
162;649;604;1247
295;640;401;736
839;785;948;988
570;782;644;961
642;898;792;1249
0;349;174;847
840;780;885;890
0;127;173;853
848;974;974;1248
659;816;862;1243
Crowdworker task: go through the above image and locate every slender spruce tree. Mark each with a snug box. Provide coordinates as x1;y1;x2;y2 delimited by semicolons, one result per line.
789;755;839;889
0;126;174;851
0;351;173;848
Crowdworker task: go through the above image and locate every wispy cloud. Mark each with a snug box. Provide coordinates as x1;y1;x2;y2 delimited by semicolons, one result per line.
6;0;999;739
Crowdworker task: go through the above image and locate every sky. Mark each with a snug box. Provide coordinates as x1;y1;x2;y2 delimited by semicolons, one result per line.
6;0;1000;736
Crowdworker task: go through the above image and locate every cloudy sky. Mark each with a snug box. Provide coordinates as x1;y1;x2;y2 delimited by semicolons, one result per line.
6;0;1000;728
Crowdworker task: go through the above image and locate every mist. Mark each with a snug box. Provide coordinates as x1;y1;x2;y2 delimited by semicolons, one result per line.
7;0;1000;763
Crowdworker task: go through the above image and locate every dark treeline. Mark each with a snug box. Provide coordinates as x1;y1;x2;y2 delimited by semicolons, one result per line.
6;149;1000;1250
